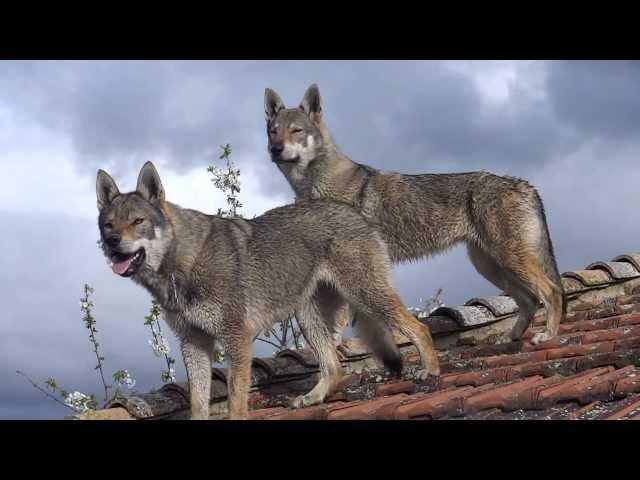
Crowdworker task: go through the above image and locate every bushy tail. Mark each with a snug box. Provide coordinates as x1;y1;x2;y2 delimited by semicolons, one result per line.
352;312;403;377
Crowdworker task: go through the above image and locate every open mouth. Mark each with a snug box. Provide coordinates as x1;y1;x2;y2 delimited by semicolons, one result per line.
110;248;146;277
272;155;300;164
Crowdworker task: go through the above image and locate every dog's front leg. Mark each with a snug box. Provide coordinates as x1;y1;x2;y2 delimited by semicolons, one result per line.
180;329;215;420
225;330;253;420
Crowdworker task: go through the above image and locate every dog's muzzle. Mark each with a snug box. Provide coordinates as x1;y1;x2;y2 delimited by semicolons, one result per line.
109;248;146;277
272;155;300;164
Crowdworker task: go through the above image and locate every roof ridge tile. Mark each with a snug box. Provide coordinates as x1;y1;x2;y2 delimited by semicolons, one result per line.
562;269;612;287
586;261;640;280
611;253;640;273
464;295;519;317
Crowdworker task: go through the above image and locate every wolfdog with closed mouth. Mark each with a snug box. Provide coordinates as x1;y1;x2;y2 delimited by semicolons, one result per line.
264;84;565;346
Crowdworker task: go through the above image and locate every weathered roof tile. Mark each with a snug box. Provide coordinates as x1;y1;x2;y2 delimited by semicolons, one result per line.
105;388;189;419
374;380;416;397
327;394;410;420
611;253;640;273
429;305;497;329
562;269;612;287
464;295;519;317
586;261;640;280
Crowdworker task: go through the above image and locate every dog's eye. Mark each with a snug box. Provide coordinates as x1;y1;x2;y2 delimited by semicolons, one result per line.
134;218;144;225
269;129;277;135
291;128;303;134
104;222;113;229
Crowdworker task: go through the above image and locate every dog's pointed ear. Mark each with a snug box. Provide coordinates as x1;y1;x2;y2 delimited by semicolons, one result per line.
264;88;285;121
96;169;120;211
299;83;322;117
136;161;165;204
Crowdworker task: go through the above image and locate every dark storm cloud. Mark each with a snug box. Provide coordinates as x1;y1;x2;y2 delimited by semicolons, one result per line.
310;62;576;176
547;61;640;141
1;61;579;195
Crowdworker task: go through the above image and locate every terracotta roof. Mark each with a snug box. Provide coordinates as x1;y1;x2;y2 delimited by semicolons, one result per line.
69;252;640;420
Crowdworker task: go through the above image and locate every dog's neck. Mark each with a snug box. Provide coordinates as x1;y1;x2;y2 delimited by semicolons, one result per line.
131;201;186;311
305;124;362;200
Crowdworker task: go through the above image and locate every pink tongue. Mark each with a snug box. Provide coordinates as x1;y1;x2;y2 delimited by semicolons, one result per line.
112;257;133;275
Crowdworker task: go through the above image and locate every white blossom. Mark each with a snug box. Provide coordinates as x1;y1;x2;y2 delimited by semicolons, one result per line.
64;391;92;412
161;367;176;383
148;336;170;357
113;369;136;389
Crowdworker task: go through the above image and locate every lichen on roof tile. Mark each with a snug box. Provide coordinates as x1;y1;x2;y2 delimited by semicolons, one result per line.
429;305;497;328
562;269;612;286
464;295;519;317
562;276;586;295
105;388;189;419
612;253;640;274
586;261;640;280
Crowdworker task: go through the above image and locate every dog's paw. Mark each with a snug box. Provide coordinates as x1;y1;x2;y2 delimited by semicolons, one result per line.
415;367;440;382
531;331;553;345
289;393;322;409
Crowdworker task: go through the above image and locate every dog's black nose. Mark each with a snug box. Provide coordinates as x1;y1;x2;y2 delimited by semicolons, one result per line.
106;234;121;248
270;143;284;155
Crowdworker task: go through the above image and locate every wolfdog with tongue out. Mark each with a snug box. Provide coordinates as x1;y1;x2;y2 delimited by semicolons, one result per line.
96;161;440;420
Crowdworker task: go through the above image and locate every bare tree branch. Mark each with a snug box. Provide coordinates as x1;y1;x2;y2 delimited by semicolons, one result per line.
15;370;78;413
255;337;284;350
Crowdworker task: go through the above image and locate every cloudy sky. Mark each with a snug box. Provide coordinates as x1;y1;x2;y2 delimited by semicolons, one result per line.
2;60;640;419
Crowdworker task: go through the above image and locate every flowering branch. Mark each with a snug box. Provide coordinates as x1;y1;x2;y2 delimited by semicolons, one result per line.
80;284;111;402
144;300;176;383
207;143;243;218
19;283;138;415
112;369;136;393
16;370;97;413
15;370;79;413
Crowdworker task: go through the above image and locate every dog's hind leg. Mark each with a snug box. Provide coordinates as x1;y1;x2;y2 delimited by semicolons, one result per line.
359;294;440;380
315;283;403;376
345;294;440;380
290;293;345;409
467;243;540;341
330;244;440;380
351;310;403;377
468;187;565;345
514;259;564;345
468;243;564;345
314;282;351;347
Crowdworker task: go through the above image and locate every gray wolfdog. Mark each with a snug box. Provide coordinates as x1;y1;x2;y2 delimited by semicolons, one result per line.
264;84;565;345
96;162;439;419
